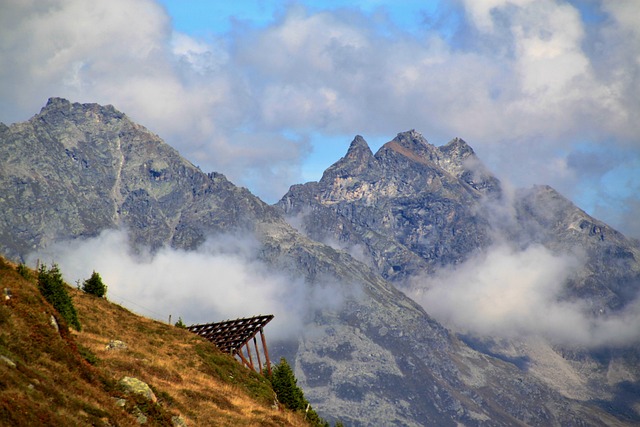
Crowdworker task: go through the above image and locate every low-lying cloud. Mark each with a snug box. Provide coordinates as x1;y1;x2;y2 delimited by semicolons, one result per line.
26;229;350;342
405;243;640;348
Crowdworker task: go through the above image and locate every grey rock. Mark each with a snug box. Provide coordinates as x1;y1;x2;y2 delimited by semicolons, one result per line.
0;355;16;368
278;132;497;282
132;406;147;424
106;340;128;351
171;415;188;427
50;314;59;333
119;376;157;403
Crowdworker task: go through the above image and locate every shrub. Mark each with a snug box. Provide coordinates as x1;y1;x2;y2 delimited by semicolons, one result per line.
174;317;187;329
78;344;99;365
82;271;107;298
16;263;31;280
37;264;81;331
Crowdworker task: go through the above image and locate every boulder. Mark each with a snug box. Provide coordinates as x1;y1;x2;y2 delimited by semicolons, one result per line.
119;376;157;403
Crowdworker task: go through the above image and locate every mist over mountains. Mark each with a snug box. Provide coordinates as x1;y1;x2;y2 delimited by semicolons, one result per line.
277;130;640;349
2;98;640;426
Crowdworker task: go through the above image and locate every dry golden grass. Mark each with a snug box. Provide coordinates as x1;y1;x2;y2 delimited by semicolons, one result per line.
0;257;310;426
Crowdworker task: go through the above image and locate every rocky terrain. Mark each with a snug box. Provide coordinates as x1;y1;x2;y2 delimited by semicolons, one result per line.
277;131;640;423
1;98;639;425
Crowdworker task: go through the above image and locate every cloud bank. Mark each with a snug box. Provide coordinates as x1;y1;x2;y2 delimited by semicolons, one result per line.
0;0;638;237
27;229;351;342
406;243;640;348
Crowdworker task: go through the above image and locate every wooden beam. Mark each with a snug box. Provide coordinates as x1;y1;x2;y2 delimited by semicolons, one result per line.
235;349;251;369
245;343;255;371
253;336;263;375
260;328;271;376
188;315;274;375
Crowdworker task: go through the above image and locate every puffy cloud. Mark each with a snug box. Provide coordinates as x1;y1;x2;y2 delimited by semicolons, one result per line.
0;0;307;202
405;243;640;347
0;0;638;235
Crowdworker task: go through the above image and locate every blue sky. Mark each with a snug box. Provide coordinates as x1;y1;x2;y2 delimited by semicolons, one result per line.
1;0;639;238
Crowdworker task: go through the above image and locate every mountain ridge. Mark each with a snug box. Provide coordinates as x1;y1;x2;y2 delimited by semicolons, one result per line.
1;98;638;425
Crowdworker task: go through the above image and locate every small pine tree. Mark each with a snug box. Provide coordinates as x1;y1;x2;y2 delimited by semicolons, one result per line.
37;264;81;331
270;357;306;411
174;317;187;328
82;271;107;298
270;357;329;426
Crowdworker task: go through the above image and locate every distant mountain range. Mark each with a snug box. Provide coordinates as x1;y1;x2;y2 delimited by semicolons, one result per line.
1;98;639;426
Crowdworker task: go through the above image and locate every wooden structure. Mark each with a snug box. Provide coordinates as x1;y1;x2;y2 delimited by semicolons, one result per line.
188;315;274;375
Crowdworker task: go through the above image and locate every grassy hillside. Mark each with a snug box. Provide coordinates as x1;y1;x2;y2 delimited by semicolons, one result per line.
0;256;310;426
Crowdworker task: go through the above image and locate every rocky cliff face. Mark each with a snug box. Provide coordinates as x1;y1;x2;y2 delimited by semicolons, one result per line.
277;132;640;424
278;131;502;283
277;132;640;310
1;99;637;426
0;97;277;259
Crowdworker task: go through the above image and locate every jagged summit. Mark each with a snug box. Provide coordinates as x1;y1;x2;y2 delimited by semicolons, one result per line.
320;134;379;182
440;137;474;157
345;134;373;159
378;129;436;163
44;96;71;109
38;97;125;124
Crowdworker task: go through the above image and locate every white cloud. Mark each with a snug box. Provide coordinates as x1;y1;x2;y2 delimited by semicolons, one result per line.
0;0;638;235
26;229;354;342
405;243;640;347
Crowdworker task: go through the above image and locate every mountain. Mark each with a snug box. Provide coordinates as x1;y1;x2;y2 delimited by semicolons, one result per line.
1;98;638;425
277;131;640;422
277;131;500;282
277;130;640;310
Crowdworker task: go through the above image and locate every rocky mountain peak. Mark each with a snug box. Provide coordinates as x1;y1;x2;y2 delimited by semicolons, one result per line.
345;135;373;160
43;96;72;111
37;97;126;130
434;137;501;194
379;129;436;162
439;137;474;160
320;135;380;182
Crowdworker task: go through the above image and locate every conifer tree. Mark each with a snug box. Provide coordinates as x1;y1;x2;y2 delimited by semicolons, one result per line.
271;357;306;411
270;357;329;426
37;264;81;331
82;271;107;298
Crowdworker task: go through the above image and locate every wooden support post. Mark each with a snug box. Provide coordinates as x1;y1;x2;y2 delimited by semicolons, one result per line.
245;343;255;371
260;328;271;376
236;349;251;369
253;336;263;374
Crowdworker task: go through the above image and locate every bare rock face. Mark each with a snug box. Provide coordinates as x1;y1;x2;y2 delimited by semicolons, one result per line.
1;99;638;426
278;132;499;282
0;98;277;259
277;132;640;311
277;132;640;425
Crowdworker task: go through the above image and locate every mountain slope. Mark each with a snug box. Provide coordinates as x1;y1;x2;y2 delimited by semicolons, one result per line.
0;257;308;426
0;99;635;425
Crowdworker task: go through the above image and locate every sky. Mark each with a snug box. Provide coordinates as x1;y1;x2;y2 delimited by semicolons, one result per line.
1;0;639;238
